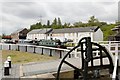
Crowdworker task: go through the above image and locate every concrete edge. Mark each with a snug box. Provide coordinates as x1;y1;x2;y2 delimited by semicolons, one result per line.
20;64;23;77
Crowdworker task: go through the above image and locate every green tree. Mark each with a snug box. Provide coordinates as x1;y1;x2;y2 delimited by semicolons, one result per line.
30;22;43;30
51;18;58;29
115;21;120;26
47;20;51;28
63;23;71;28
88;16;100;26
101;24;116;40
73;21;87;27
58;17;62;28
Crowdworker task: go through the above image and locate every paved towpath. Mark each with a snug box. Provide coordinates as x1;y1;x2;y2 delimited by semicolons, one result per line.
1;57;116;79
2;64;20;79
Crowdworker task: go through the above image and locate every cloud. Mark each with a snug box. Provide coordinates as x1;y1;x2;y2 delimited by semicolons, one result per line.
0;1;118;34
2;2;47;19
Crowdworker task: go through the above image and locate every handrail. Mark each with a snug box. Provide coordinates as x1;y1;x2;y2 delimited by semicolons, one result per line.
112;55;119;79
0;43;70;51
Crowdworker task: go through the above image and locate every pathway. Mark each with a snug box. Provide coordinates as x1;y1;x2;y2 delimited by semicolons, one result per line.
2;64;20;79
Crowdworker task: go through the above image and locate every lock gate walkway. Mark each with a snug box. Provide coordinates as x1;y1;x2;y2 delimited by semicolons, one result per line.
1;58;119;79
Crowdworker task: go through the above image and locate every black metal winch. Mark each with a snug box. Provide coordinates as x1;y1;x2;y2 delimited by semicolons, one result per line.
56;37;114;80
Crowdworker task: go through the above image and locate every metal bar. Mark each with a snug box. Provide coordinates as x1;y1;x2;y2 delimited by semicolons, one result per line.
9;45;11;50
116;59;119;80
50;49;52;56
25;46;27;52
59;50;62;58
69;54;71;58
100;49;103;66
92;56;107;59
92;48;100;51
91;52;93;67
83;37;92;80
83;60;88;80
41;48;43;55
81;42;84;69
33;46;36;53
86;37;92;62
64;60;81;72
18;45;19;51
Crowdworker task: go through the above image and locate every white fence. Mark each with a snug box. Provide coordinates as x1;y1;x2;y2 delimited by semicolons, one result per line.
0;43;76;59
68;41;120;66
95;41;120;65
0;41;120;64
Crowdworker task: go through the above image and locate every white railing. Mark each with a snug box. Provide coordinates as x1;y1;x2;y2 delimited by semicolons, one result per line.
95;41;120;65
0;43;72;59
68;41;120;66
112;55;119;79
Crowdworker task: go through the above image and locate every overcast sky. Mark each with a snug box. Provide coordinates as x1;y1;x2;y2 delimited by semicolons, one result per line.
0;0;118;35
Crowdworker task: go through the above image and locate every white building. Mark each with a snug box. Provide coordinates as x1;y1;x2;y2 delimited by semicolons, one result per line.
27;27;103;42
51;26;103;42
27;28;52;40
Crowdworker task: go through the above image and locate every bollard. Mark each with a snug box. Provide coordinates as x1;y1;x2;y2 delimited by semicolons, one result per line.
7;56;11;68
4;61;10;76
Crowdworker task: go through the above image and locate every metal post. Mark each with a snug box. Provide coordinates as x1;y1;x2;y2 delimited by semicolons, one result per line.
83;60;88;80
25;46;27;52
59;50;62;58
41;48;43;55
69;54;71;58
50;49;52;56
86;37;92;62
81;42;84;69
18;45;20;51
33;46;36;53
4;61;10;76
83;37;92;80
9;45;11;50
100;49;103;66
116;59;119;80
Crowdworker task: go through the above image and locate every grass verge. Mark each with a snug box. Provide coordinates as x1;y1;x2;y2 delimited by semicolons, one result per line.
2;50;57;64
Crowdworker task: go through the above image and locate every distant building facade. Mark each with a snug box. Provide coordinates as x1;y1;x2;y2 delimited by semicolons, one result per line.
27;27;103;42
27;28;52;40
108;25;120;41
11;28;29;40
51;26;103;42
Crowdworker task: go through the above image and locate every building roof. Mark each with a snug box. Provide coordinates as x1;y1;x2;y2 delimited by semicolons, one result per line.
11;28;28;34
52;26;99;33
28;28;52;34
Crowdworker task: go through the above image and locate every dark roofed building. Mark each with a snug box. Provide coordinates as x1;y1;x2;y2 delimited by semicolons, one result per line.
108;25;120;41
11;28;29;40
